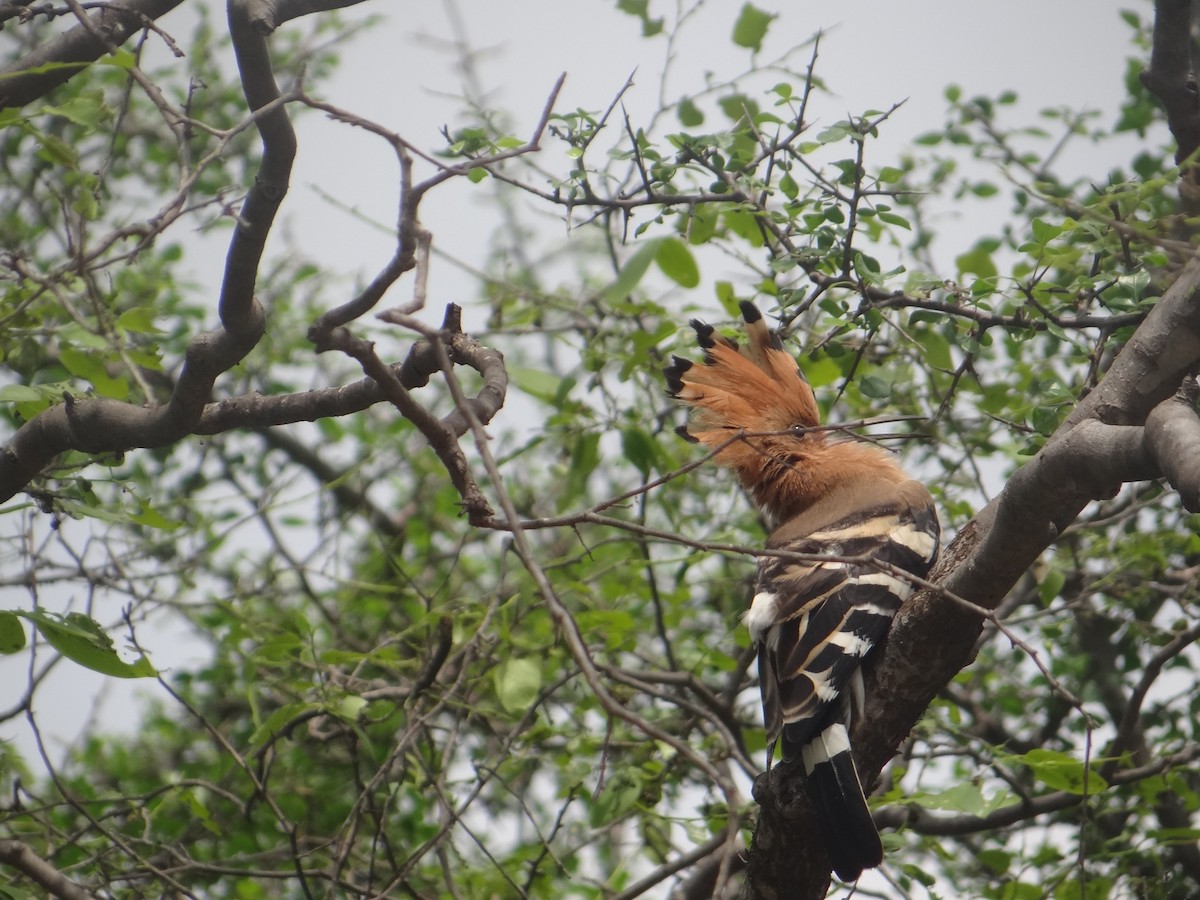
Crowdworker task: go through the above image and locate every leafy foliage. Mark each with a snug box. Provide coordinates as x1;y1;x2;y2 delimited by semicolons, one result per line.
1;3;1199;899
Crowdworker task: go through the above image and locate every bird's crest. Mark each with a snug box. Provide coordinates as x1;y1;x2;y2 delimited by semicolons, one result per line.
664;301;819;452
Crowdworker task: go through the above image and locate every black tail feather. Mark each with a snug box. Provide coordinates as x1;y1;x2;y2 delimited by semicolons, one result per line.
801;724;883;882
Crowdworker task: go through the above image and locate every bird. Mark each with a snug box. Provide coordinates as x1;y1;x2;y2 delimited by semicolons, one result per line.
664;301;940;882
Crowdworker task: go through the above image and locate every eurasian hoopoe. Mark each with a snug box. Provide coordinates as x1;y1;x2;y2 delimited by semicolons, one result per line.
664;301;940;882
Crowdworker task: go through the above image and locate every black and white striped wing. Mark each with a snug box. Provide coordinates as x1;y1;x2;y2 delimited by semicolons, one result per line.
744;494;940;758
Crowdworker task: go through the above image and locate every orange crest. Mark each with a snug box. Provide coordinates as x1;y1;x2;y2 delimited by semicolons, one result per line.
664;301;819;448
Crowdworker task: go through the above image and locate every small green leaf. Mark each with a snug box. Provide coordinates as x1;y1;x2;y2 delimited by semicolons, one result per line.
859;374;890;399
248;701;310;750
677;97;704;127
655;237;700;288
911;782;987;814
621;427;656;477
604;238;663;303
103;47;136;70
18;610;157;678
510;366;570;405
130;503;182;531
778;171;799;199
956;245;998;280
0;612;26;653
915;328;953;370
1030;405;1062;436
562;432;601;507
732;3;775;52
494;657;542;714
1015;748;1108;794
1038;567;1065;604
35;132;77;167
1031;217;1063;244
333;695;367;722
42;92;111;130
116;307;162;334
877;210;912;230
0;385;44;403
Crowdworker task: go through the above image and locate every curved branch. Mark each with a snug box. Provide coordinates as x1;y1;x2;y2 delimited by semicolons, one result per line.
0;0;184;110
1144;377;1200;510
238;0;372;34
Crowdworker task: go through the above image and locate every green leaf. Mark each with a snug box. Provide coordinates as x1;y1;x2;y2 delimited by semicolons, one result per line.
42;92;111;130
604;238;662;303
510;366;570;405
877;210;912;230
655;237;700;288
130;503;183;531
732;3;775;52
562;432;601;507
117;307;163;334
956;245;998;280
1030;217;1063;245
0;612;26;653
859;374;891;399
248;701;311;751
778;171;799;199
0;384;45;403
59;346;129;399
103;47;136;70
915;328;953;370
621;427;656;477
35;131;78;168
911;782;986;814
677;97;704;127
494;657;542;714
1014;748;1108;794
1038;567;1065;604
18;610;157;678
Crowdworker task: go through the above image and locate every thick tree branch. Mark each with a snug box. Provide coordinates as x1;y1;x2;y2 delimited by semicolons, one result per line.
1140;0;1200;201
864;257;1200;761
1144;377;1200;510
745;256;1200;899
0;839;98;900
238;0;371;34
0;0;184;110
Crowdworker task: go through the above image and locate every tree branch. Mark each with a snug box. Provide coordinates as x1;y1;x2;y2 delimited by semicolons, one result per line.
0;0;184;110
744;255;1200;898
1144;377;1200;510
875;743;1200;837
1140;0;1200;203
0;839;98;900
